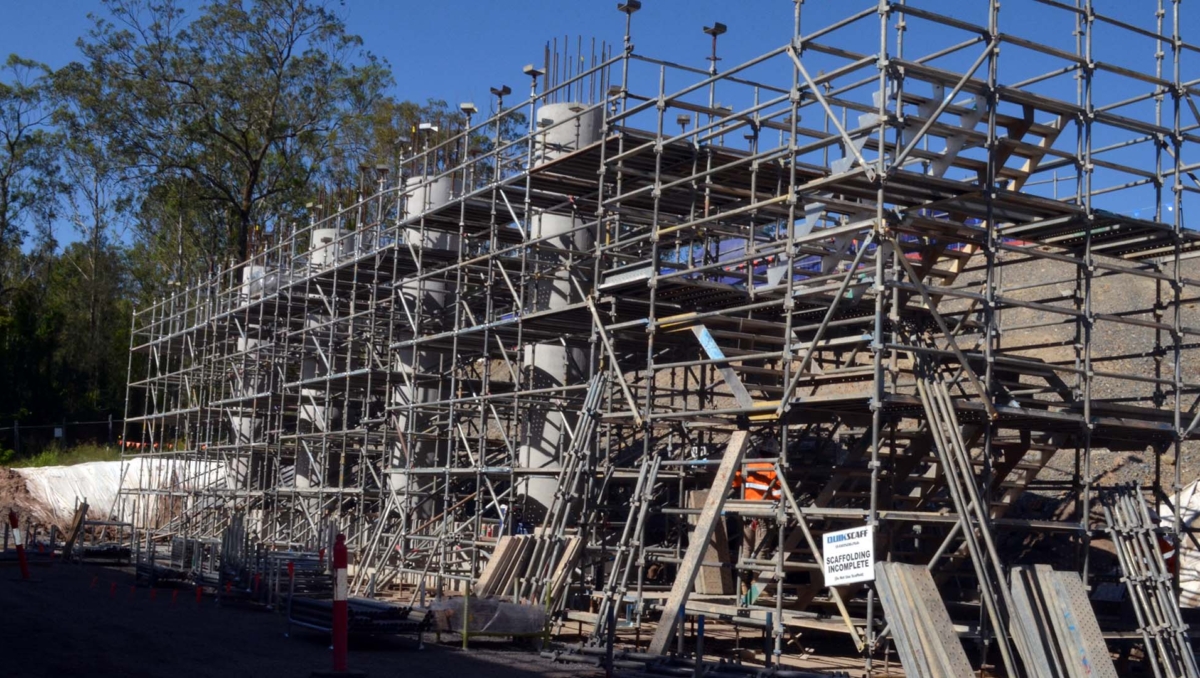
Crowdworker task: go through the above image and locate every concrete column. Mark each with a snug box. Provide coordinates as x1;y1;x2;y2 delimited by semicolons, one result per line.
512;103;602;517
227;265;274;491
518;212;594;514
294;228;353;488
387;177;459;520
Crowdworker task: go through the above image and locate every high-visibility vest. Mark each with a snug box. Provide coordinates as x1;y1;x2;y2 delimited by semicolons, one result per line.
733;462;780;501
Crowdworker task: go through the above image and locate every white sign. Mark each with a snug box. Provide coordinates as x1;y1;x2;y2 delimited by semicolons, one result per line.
822;525;875;586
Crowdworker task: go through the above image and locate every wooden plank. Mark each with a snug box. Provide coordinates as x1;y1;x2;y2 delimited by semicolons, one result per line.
875;562;973;678
690;325;755;409
61;502;89;561
495;536;534;599
1008;566;1061;678
547;536;583;605
1035;566;1119;678
476;536;517;596
686;490;733;595
647;431;749;655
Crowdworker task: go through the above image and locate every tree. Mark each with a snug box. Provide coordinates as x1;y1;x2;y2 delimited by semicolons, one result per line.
77;0;391;265
325;96;528;209
0;55;64;430
50;60;137;410
0;54;60;303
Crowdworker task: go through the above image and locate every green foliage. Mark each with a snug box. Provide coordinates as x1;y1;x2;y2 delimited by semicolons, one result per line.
0;1;487;447
0;54;61;300
77;0;392;264
7;443;121;468
1;52;130;430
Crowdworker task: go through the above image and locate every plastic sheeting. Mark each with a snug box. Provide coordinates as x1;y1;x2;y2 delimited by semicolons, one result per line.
1164;479;1200;607
13;458;226;527
429;596;546;636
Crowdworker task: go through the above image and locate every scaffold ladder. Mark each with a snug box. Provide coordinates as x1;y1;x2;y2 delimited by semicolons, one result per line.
519;373;608;606
590;452;663;645
1103;486;1199;678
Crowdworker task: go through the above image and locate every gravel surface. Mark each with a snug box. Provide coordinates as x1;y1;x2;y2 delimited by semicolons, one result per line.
954;248;1200;492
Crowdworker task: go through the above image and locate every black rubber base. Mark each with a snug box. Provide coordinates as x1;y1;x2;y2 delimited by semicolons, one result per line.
310;671;367;677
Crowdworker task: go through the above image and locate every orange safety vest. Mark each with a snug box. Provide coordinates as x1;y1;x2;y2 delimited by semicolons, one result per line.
732;462;781;501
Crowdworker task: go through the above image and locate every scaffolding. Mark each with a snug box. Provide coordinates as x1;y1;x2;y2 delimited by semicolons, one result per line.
119;1;1200;674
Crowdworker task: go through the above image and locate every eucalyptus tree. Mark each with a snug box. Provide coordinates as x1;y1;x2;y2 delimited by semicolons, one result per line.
0;54;60;302
77;0;391;264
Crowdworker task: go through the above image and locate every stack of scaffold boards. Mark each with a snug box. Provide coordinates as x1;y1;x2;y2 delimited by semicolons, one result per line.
1008;565;1119;678
267;547;431;643
874;562;976;678
1103;487;1200;678
473;533;583;602
470;374;602;606
875;561;1135;678
135;536;198;584
124;514;431;646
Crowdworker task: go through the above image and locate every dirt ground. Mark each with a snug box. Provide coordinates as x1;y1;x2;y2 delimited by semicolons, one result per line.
0;557;599;678
0;468;47;526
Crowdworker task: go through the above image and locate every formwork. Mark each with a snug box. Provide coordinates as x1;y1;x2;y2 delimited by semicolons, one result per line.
118;1;1200;674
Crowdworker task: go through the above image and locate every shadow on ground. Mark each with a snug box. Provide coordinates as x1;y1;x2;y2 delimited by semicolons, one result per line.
0;560;596;678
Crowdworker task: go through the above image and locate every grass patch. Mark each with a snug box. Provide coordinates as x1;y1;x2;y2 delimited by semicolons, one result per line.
6;443;122;468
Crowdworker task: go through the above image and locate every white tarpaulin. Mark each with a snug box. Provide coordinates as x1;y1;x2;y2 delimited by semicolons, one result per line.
429;597;546;635
1164;479;1200;607
11;458;226;528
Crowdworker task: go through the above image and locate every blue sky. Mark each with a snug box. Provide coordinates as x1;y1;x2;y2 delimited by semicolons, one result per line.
2;0;1195;241
2;1;1186;103
1;0;810;101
